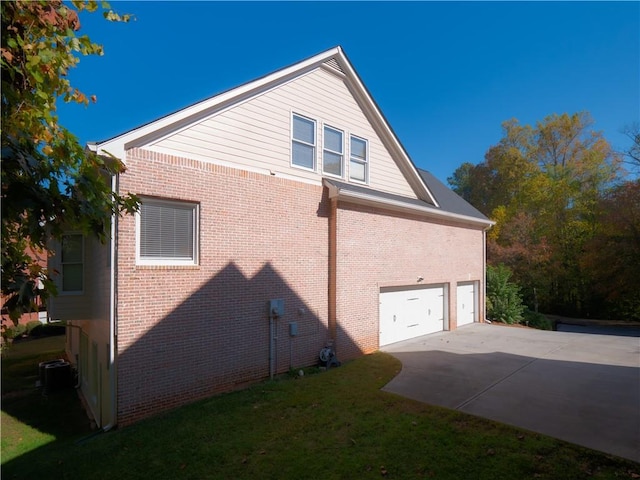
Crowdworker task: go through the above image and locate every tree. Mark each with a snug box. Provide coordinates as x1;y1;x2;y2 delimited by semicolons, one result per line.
450;112;622;316
529;113;619;315
1;1;138;323
447;162;476;204
448;119;541;219
581;180;640;320
620;123;640;172
487;211;552;311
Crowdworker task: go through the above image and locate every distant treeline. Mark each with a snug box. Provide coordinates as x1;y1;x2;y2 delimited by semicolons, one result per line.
449;113;640;320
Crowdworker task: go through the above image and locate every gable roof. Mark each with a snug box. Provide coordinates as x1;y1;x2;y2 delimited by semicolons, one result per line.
88;46;438;206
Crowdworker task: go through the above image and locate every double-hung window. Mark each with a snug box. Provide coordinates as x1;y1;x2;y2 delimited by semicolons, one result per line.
349;136;368;183
291;114;316;170
137;198;199;266
323;126;343;177
61;233;84;293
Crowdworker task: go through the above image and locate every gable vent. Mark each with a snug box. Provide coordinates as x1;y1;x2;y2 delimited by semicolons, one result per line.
324;58;344;73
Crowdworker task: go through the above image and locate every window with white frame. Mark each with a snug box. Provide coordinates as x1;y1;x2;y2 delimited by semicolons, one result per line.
292;114;316;170
61;233;83;292
137;198;199;265
349;136;368;183
323;126;343;177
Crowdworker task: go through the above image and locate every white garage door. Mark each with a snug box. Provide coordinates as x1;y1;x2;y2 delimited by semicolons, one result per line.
379;286;445;346
457;283;476;327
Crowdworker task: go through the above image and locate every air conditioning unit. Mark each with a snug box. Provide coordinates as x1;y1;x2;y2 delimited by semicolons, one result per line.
38;359;65;388
43;361;72;393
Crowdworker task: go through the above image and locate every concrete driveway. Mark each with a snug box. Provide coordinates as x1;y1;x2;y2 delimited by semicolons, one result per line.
381;323;640;462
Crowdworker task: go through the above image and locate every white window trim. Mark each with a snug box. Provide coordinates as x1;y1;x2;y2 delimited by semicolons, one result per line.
60;232;84;295
322;124;344;178
291;113;317;172
136;198;200;267
349;134;369;184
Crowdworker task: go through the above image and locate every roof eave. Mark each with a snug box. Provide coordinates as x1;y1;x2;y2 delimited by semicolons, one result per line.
325;181;494;229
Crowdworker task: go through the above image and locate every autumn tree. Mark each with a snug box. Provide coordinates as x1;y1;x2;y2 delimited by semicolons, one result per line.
1;1;138;322
450;112;622;316
581;180;640;319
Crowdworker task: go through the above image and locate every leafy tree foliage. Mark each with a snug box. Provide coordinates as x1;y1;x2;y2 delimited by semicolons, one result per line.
486;264;525;324
447;162;477;206
581;180;640;320
1;1;138;322
450;112;625;317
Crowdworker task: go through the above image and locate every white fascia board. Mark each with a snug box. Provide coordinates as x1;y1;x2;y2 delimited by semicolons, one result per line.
88;48;343;162
87;142;126;166
326;182;495;229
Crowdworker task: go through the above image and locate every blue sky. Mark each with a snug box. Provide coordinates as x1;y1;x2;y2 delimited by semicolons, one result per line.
59;1;639;184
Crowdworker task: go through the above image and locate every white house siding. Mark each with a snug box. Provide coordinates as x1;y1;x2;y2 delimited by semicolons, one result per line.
49;235;113;427
48;236;97;322
149;67;417;199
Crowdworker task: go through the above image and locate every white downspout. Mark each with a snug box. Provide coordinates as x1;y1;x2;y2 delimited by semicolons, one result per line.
103;173;118;432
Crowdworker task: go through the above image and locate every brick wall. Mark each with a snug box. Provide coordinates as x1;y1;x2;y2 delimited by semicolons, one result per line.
114;148;486;425
334;201;485;360
116;148;330;425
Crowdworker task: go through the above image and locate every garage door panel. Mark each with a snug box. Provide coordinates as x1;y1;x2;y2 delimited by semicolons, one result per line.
457;283;476;327
380;286;445;346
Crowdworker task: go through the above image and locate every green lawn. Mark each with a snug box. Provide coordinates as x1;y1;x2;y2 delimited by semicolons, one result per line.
2;337;638;479
1;336;92;464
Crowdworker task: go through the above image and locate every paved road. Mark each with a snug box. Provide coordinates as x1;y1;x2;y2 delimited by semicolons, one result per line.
381;323;640;462
557;322;640;337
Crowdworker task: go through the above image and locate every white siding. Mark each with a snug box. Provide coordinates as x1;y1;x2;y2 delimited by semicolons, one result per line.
50;235;113;427
48;236;109;322
148;68;417;199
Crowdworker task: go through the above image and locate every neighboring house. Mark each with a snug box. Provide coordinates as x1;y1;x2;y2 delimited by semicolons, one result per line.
48;46;493;428
1;246;48;330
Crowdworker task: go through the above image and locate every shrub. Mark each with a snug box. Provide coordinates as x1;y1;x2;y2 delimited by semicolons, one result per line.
522;310;553;330
486;264;525;324
5;324;27;340
26;320;42;335
30;323;66;337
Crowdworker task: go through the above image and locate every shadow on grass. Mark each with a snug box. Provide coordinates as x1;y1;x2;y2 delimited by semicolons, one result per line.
1;335;94;466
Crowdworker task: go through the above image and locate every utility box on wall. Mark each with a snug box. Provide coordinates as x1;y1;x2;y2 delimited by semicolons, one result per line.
289;322;298;336
269;299;284;317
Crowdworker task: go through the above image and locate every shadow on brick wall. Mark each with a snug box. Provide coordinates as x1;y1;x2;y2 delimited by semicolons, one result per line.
116;261;361;425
